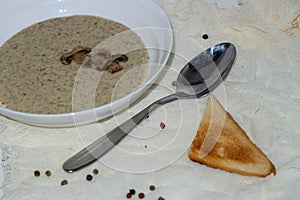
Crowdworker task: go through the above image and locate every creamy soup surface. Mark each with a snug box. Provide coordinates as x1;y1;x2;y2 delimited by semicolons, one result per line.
0;15;149;114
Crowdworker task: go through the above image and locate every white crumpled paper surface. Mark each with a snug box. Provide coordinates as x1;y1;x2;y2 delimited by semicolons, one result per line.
1;0;300;199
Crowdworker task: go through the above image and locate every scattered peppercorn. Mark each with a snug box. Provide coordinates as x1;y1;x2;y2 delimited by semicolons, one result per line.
126;193;132;199
93;169;99;175
45;170;52;177
138;193;145;199
34;170;40;177
160;122;166;129
61;179;68;186
129;189;136;195
86;174;93;181
149;185;156;191
202;34;209;40
144;145;148;148
171;80;177;86
158;197;165;200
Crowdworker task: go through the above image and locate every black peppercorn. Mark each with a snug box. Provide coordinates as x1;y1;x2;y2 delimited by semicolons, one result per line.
34;170;40;177
129;189;136;195
202;34;209;40
86;174;93;181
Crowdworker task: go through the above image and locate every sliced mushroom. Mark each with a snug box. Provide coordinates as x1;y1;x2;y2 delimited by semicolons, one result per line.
107;62;123;74
72;52;89;65
60;46;92;65
81;48;128;73
111;54;129;63
60;54;73;65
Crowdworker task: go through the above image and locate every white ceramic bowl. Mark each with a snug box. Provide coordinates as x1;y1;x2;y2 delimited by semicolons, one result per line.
0;0;173;127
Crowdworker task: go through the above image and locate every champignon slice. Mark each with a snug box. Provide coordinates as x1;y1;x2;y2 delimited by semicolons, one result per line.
60;46;91;65
107;62;123;74
72;52;89;65
82;48;128;73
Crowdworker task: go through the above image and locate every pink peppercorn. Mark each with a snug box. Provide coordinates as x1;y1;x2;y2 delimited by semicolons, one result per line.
138;193;145;199
126;193;132;199
160;122;165;129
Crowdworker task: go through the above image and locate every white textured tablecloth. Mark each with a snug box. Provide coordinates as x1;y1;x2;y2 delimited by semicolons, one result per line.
1;0;300;199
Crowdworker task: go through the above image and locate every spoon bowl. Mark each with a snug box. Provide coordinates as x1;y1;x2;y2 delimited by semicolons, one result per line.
176;42;236;98
63;42;236;173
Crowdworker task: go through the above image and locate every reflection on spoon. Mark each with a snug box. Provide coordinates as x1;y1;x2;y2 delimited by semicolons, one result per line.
63;42;237;173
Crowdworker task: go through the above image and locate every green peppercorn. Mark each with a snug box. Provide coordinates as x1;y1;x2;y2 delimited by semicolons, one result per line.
171;81;177;86
34;170;40;177
86;174;93;181
45;170;52;177
93;169;99;175
149;185;156;191
61;179;68;186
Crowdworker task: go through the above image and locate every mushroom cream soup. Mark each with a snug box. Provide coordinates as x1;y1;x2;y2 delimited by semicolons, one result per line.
0;15;149;114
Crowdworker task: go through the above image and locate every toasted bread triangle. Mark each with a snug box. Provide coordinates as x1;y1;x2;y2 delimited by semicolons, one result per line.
189;95;276;177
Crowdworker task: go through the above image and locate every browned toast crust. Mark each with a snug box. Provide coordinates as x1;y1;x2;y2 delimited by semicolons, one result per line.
189;95;276;177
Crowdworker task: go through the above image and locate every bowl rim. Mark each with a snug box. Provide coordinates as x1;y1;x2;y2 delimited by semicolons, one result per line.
0;0;173;127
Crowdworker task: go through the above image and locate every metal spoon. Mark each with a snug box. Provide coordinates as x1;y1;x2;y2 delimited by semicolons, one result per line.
63;42;236;173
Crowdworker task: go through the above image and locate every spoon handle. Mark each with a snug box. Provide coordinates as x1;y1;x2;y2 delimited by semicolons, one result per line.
63;94;177;173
